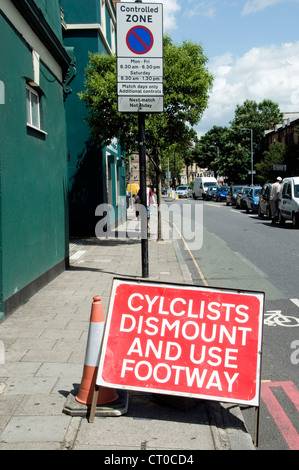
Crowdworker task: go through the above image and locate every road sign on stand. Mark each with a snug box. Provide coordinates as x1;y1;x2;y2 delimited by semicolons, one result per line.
116;2;164;113
97;278;265;407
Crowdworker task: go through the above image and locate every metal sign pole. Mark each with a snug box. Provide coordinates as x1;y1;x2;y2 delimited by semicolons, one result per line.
138;110;149;278
136;0;149;279
117;0;163;277
254;405;260;447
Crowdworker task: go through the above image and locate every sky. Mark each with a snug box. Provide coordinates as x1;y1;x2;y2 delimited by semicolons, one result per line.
120;0;299;136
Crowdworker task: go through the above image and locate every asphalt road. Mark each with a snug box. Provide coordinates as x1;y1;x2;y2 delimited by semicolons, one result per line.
166;197;299;450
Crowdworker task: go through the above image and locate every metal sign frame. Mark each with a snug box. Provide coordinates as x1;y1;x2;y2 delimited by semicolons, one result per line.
97;278;264;405
90;278;264;446
116;2;164;113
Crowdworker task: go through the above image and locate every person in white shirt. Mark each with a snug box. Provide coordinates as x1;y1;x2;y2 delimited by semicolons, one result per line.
270;176;282;222
137;187;156;229
146;187;156;229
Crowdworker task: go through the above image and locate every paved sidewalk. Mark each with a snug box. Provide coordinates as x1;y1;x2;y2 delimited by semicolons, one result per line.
0;209;255;450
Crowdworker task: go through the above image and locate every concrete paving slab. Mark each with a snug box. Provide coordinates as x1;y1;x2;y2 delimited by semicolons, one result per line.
74;416;214;450
0;415;71;444
14;393;67;416
0;210;256;450
3;377;57;395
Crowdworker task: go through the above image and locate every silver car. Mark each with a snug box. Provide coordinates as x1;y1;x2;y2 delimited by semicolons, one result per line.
278;177;299;227
176;186;189;198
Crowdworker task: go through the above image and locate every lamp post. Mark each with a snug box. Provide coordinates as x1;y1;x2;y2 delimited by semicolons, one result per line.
241;128;254;186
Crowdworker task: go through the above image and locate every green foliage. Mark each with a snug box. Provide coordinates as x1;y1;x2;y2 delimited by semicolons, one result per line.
255;142;284;182
79;36;213;168
191;99;284;183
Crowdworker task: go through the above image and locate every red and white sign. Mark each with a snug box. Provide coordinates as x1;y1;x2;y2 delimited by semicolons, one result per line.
116;2;163;113
97;279;264;406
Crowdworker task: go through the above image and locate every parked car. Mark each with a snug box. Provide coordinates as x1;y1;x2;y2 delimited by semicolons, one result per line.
215;185;229;202
205;186;219;201
236;186;251;209
258;183;272;218
278;176;299;227
245;186;262;213
226;185;245;206
176;185;190;198
161;187;167;195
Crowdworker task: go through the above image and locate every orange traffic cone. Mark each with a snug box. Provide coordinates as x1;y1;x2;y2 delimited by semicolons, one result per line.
76;295;118;406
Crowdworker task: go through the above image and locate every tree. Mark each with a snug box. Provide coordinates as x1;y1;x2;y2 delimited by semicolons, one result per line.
230;99;283;164
79;35;213;238
195;99;284;183
192;126;229;177
255;142;284;182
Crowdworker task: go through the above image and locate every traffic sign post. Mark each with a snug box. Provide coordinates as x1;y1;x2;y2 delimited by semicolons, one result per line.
116;2;164;278
116;2;164;113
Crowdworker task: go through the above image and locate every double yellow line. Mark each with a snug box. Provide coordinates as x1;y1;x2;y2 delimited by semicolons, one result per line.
170;220;209;287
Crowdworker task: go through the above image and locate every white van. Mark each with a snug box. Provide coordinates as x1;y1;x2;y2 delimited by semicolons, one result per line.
192;177;218;199
278;176;299;227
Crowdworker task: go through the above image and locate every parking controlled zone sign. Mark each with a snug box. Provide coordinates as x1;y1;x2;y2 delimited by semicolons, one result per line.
97;278;265;406
116;2;163;113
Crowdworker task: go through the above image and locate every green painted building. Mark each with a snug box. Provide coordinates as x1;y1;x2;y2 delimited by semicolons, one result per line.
0;0;73;319
61;0;126;236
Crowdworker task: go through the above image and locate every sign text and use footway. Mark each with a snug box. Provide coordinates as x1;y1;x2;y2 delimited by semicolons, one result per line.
97;279;264;406
116;2;164;113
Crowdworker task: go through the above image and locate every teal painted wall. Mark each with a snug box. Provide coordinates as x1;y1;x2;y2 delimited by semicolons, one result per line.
35;0;63;40
61;1;127;236
105;3;112;49
60;0;101;25
0;9;69;317
63;30;107;235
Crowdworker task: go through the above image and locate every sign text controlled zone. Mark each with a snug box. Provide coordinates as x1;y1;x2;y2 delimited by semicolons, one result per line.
97;279;264;406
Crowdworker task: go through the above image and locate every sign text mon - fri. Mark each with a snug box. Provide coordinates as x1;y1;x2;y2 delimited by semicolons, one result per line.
116;2;164;113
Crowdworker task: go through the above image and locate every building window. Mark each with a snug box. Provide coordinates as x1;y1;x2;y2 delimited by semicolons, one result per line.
26;84;40;129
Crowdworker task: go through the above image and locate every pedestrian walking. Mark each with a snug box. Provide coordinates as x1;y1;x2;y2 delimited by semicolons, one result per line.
134;192;140;219
270;176;282;222
137;187;156;229
146;186;156;229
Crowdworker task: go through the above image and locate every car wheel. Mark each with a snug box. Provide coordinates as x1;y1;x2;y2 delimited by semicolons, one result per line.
292;212;299;228
278;211;285;225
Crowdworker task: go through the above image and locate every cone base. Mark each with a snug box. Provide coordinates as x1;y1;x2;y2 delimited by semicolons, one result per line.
76;386;118;406
63;389;129;417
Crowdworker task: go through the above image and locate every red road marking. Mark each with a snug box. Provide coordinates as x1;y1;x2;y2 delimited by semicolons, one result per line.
261;381;299;450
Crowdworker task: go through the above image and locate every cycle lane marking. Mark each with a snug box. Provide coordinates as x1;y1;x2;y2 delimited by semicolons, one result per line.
264;310;299;327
